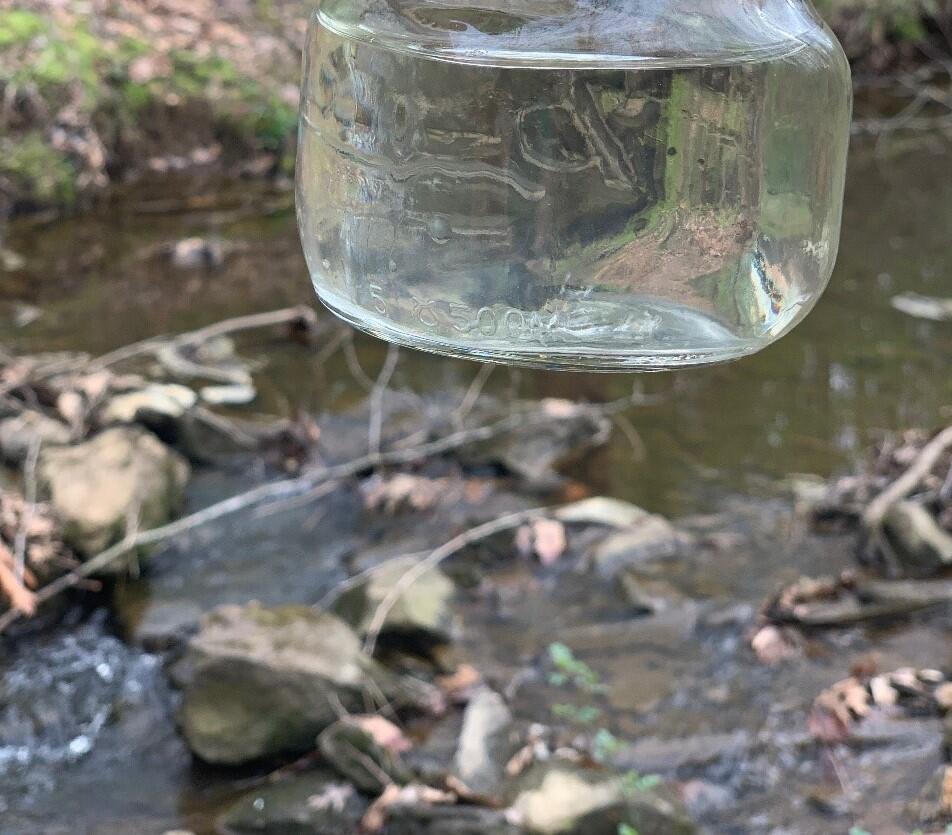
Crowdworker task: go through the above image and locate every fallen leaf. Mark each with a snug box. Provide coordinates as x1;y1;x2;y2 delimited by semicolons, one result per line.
353;715;412;754
750;624;799;664
533;519;567;565
360;783;456;833
435;663;482;703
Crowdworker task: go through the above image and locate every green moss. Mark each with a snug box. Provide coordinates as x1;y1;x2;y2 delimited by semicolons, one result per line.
0;133;76;205
0;10;45;47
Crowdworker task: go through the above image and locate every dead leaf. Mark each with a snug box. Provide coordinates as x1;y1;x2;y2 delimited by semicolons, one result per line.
360;783;456;833
809;676;871;741
942;766;952;815
514;518;567;565
435;663;482;703
0;544;37;616
750;624;799;664
505;743;535;777
362;474;445;513
352;715;412;754
56;390;85;432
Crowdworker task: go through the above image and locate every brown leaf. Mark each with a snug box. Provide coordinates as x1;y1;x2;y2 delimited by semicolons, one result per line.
362;474;444;513
750;624;798;664
352;715;412;754
514;519;567;565
360;783;456;833
532;519;567;565
809;676;871;741
0;549;37;616
435;663;482;703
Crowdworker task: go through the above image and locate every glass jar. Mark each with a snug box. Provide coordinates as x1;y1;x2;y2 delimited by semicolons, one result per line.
296;0;851;370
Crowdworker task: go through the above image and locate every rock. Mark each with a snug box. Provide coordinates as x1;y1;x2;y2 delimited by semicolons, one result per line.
906;764;952;828
37;427;189;557
589;516;684;579
171;236;227;269
216;770;366;835
317;717;413;794
332;555;455;647
128;599;204;651
618;573;688;614
460;400;611;486
0;410;71;464
177;602;438;764
386;804;523;834
510;763;694;835
99;384;198;426
555;497;651;529
883;500;952;577
452;687;517;800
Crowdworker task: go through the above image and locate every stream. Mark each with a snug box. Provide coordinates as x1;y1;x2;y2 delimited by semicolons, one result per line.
0;138;950;835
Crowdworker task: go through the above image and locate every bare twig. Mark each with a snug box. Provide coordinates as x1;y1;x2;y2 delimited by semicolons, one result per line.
0;409;564;633
12;435;40;581
362;507;549;656
342;332;377;392
368;345;400;456
452;364;494;429
862;425;952;530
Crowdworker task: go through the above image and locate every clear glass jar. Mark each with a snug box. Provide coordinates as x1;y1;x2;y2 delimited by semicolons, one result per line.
296;0;851;370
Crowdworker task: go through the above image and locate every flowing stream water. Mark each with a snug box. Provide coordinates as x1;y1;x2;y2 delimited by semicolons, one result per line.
0;139;950;834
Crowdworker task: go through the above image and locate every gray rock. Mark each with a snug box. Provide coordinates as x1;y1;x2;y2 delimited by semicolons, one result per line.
0;410;71;464
317;718;413;794
332;555;455;646
127;599;204;651
883;500;952;577
452;687;517;800
216;770;366;835
177;603;438;764
386;804;523;835
38;427;189;557
510;763;694;835
555;497;651;529
589;515;684;579
460;402;611;486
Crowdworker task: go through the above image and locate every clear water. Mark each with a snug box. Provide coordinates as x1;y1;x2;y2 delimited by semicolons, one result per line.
297;9;850;369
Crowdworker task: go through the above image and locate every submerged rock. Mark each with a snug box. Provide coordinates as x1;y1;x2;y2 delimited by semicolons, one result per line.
555;497;651;530
317;717;413;794
0;410;71;464
459;400;611;486
176;603;438;764
216;769;366;835
510;762;694;835
386;804;523;835
589;515;685;579
332;555;455;647
38;427;189;557
883;500;952;577
452;687;518;800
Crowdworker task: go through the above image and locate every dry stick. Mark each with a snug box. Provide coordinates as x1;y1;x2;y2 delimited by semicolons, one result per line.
451;363;494;429
0;411;553;633
87;306;317;371
368;345;400;456
862;425;952;530
362;507;549;656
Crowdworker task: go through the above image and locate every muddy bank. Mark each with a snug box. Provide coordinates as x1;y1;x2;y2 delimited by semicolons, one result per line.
1;0;951;215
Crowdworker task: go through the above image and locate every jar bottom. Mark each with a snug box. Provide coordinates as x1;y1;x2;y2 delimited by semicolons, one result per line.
315;286;766;372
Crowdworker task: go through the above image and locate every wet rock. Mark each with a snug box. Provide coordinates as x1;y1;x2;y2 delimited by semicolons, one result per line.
216;770;366;835
452;687;518;800
0;410;71;464
332;555;455;647
460;400;611;486
618;573;688;614
171;236;227;269
615;731;751;773
906;764;952;828
555;497;651;529
129;599;204;651
589;516;684;579
386;804;523;834
38;427;189;557
317;717;413;794
883;500;952;577
510;762;694;835
176;602;437;764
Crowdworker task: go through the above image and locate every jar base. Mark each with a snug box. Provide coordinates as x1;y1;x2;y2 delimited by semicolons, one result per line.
316;291;764;372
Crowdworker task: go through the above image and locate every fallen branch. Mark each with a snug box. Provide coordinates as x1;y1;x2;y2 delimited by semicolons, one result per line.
0;409;563;633
862;425;952;530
